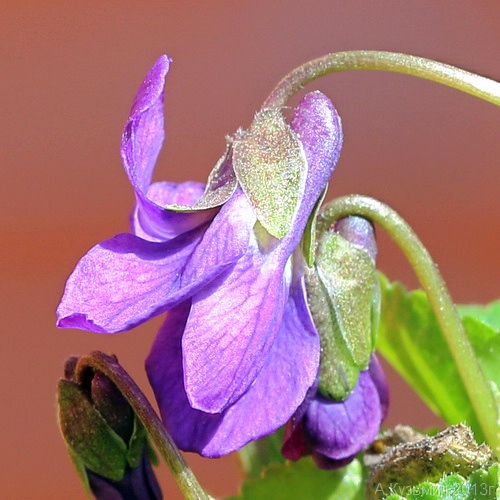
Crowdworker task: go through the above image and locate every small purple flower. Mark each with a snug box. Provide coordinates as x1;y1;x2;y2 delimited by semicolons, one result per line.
281;356;389;469
57;55;343;456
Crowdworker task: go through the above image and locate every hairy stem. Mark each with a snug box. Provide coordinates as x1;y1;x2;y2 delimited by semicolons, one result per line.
263;50;500;108
76;352;211;500
319;195;499;454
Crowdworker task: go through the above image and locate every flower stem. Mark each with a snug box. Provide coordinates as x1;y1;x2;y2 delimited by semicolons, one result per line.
75;352;212;500
318;195;499;455
263;50;500;109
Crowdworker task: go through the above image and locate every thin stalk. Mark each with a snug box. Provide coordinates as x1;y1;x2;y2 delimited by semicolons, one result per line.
263;50;500;109
318;195;499;454
76;352;211;500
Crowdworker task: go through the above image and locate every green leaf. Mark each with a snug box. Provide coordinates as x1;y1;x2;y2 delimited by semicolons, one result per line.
233;109;307;238
461;316;500;407
238;427;286;479
376;275;500;443
382;463;500;499
231;458;365;500
458;302;500;398
458;301;500;331
57;380;128;481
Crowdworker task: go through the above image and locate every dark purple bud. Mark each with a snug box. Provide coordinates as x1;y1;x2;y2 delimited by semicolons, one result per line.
282;356;389;469
57;356;162;499
91;371;134;443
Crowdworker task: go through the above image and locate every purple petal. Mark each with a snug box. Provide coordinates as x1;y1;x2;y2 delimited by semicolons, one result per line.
130;180;207;241
368;355;390;418
282;91;343;250
305;368;384;460
57;191;250;333
181;198;290;412
181;189;255;287
57;229;206;333
146;278;319;457
121;55;215;242
122;55;169;196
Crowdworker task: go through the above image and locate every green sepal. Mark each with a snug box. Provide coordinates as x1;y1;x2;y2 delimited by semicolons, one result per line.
68;450;92;498
229;457;365;500
458;300;500;331
238;427;286;480
376;275;500;443
305;266;362;400
165;146;237;211
126;414;148;469
57;380;128;481
315;231;377;369
302;187;328;267
145;438;160;467
233;108;307;239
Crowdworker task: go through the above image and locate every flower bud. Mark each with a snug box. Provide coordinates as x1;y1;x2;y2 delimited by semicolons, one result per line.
57;356;162;499
292;216;388;469
306;215;379;400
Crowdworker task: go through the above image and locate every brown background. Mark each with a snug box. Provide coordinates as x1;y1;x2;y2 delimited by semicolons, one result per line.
1;2;499;499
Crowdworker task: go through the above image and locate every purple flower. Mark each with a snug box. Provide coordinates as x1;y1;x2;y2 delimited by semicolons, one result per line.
281;356;389;469
57;55;343;456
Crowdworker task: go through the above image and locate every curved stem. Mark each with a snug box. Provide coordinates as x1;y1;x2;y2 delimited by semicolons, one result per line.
318;195;499;454
76;352;211;500
263;51;500;109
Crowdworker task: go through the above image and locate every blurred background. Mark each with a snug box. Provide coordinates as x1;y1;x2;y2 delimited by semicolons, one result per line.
1;2;499;498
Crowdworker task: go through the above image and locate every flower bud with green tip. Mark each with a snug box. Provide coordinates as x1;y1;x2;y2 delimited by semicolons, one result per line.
57;356;162;499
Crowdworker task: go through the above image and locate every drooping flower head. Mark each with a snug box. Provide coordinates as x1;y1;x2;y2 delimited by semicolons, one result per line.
57;55;343;456
282;216;389;468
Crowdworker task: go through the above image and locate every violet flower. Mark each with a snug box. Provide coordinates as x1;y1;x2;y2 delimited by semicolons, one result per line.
282;356;389;469
57;55;343;456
